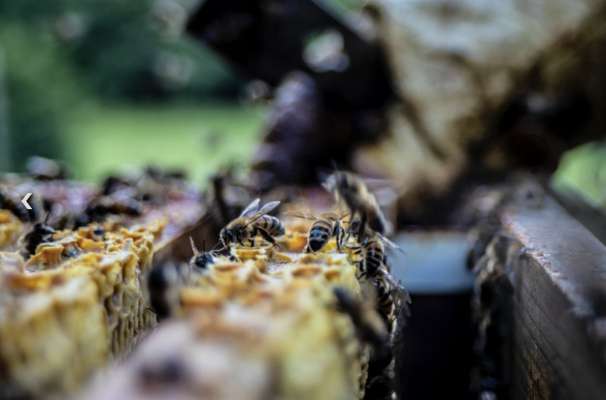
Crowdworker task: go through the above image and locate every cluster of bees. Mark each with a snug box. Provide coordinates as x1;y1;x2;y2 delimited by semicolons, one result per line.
1;162;411;398
149;170;411;397
0;166;194;258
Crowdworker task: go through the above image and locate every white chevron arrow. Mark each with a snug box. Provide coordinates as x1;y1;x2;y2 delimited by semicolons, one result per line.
21;193;32;210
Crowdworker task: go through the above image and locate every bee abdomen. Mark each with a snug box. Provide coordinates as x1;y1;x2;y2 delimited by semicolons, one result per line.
364;247;384;276
307;220;332;252
373;277;397;332
256;215;285;237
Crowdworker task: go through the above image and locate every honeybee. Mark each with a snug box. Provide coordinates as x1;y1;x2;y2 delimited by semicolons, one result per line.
351;233;411;335
253;210;285;238
22;218;55;256
360;234;388;275
323;171;388;240
26;156;68;181
219;198;283;248
371;267;411;332
189;238;216;270
85;195;143;221
289;212;347;252
350;230;402;276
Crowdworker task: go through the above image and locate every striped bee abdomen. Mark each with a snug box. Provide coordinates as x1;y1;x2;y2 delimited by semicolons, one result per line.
363;238;385;276
255;215;285;237
373;273;396;329
306;219;333;252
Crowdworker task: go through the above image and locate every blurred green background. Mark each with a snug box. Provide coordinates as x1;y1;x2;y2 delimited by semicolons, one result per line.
0;0;267;183
0;0;605;205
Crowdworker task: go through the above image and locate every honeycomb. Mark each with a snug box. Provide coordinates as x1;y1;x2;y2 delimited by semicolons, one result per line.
0;219;159;398
0;171;205;397
83;216;380;400
0;210;24;250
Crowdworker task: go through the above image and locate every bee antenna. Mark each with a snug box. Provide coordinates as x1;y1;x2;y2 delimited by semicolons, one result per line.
43;211;51;225
189;237;200;256
211;240;225;252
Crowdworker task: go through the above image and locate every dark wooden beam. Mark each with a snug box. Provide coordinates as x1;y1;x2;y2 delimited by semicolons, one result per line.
471;185;606;400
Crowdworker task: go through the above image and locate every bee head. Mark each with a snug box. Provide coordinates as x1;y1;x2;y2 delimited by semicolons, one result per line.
32;222;55;235
306;238;324;252
219;228;235;246
193;252;214;270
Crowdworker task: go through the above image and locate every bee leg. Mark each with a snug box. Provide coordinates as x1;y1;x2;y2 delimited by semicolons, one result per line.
257;228;277;247
334;222;343;252
343;214;358;244
357;213;367;242
341;228;350;247
346;244;364;270
345;244;362;254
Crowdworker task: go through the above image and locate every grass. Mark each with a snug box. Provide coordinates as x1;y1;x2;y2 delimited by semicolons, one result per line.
61;102;266;184
554;142;606;206
56;103;606;207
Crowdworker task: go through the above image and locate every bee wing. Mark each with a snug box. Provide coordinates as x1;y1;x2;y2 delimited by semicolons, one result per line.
245;200;281;226
382;271;412;317
337;211;350;219
320;172;337;192
256;200;281;216
362;176;392;188
283;211;317;221
378;233;405;255
240;198;261;217
353;175;399;206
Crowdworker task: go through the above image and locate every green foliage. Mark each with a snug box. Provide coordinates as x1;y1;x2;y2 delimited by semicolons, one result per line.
0;0;244;171
0;22;82;169
554;142;606;206
58;0;240;101
0;0;241;104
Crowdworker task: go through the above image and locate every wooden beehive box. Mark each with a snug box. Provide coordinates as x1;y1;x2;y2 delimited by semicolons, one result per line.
468;182;606;400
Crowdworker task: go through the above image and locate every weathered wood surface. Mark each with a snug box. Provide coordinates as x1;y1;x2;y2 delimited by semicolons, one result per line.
471;186;606;399
355;0;606;223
